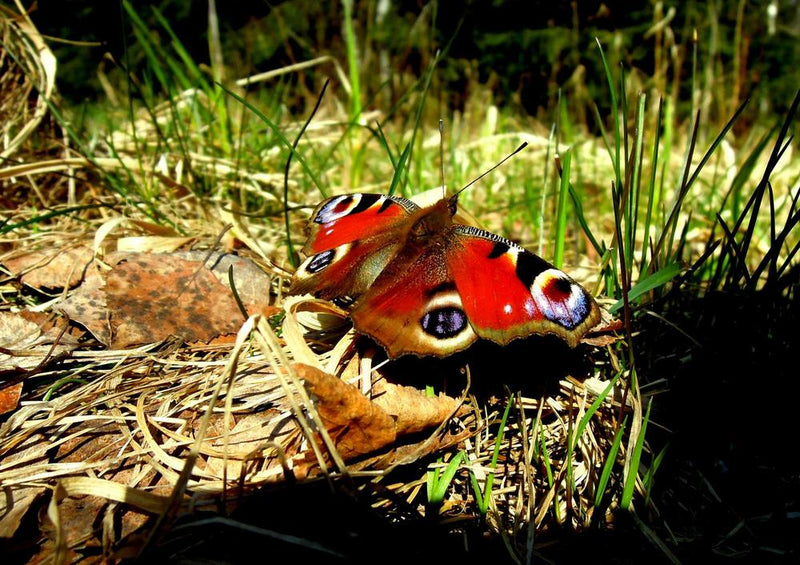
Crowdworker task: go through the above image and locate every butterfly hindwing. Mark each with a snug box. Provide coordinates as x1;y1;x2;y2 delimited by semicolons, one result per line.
349;243;478;358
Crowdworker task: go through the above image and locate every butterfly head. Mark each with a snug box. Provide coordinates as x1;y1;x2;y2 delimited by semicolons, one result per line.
446;193;460;217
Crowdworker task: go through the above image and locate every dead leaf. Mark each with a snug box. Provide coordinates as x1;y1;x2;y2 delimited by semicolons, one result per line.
3;246;94;289
58;265;110;344
295;363;397;459
175;251;277;317
104;253;245;347
0;382;23;415
371;380;463;436
60;251;276;347
0;312;78;376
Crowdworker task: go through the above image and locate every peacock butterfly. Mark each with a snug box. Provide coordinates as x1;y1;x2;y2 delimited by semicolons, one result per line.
289;185;601;358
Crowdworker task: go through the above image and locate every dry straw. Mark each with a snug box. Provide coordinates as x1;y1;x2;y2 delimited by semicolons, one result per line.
0;1;56;160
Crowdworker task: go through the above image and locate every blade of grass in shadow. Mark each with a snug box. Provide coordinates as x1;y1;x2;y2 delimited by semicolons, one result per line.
469;395;514;515
594;415;627;509
566;371;622;519
643;443;669;508
655;99;749;268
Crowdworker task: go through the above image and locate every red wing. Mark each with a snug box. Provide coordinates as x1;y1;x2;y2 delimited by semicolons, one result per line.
447;226;600;347
349;246;477;358
303;193;418;254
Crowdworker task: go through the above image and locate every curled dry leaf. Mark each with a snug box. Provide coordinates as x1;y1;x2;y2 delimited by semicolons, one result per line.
294;363;465;461
294;362;397;459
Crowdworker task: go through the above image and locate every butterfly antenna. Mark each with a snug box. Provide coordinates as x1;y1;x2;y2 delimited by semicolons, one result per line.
451;141;529;201
438;119;446;199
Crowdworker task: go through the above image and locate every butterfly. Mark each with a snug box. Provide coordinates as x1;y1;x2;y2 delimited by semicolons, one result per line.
289;190;601;358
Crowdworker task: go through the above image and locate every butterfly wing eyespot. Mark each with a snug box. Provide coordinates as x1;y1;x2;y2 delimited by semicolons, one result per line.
531;269;595;331
350;262;478;357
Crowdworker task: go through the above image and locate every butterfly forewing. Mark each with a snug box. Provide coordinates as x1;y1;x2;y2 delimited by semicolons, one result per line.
447;226;600;348
302;194;418;254
291;194;418;299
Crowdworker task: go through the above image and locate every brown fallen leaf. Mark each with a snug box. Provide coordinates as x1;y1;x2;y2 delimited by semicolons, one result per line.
60;251;277;347
0;382;23;415
3;245;94;289
294;363;466;463
174;251;278;318
104;253;246;348
295;363;398;460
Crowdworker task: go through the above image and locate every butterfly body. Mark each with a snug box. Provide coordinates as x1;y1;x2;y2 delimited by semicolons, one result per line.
290;192;600;358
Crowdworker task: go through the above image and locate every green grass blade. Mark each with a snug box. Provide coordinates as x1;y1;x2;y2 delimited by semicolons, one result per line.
595;38;622;192
621;397;653;509
608;262;681;313
571;371;623;453
640;97;663;276
220;85;326;198
553;149;571;268
567;181;603;257
473;396;514;515
341;0;362;121
594;416;627;508
387;143;412;197
427;451;465;506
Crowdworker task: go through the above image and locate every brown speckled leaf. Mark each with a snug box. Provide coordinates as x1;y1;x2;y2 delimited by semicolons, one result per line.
59;266;110;344
105;253;245;348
